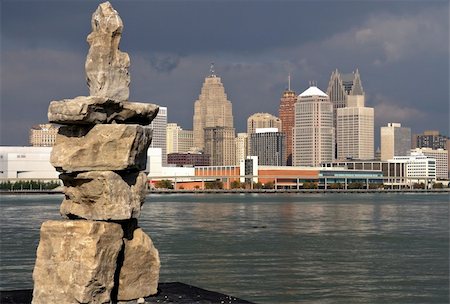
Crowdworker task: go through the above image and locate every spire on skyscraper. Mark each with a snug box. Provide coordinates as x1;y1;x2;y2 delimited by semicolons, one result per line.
209;62;216;78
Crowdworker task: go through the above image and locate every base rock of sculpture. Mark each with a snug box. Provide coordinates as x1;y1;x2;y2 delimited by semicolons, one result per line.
32;220;123;304
118;228;160;301
60;171;147;220
48;96;159;125
51;124;152;172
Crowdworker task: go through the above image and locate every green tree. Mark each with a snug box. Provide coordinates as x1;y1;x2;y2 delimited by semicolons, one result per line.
155;179;173;189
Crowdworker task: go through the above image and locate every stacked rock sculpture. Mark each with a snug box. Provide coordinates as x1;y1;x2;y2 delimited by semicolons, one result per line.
32;2;160;303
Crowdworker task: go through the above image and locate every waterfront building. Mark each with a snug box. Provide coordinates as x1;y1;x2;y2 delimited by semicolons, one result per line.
235;133;248;165
193;66;234;150
393;153;436;186
380;123;411;161
166;123;194;154
249;128;285;166
293;85;334;167
336;95;374;160
278;80;297;166
247;113;282;135
411;148;448;180
413;130;448;150
167;152;210;167
204;126;236;166
0;147;58;179
150;106;168;166
29;124;59;147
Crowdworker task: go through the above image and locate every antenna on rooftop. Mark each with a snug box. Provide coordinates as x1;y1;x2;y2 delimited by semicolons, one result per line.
288;73;291;91
210;62;216;77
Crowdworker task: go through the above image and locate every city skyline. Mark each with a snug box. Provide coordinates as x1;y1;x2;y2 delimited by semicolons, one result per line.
1;1;449;147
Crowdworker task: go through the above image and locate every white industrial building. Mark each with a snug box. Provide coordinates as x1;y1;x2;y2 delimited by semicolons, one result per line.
392;153;436;187
0;147;58;179
411;148;448;180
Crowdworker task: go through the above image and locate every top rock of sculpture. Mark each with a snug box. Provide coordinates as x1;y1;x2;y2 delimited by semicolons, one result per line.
85;2;130;101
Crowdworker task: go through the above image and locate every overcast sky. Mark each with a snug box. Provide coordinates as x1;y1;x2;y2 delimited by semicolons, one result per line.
1;0;449;147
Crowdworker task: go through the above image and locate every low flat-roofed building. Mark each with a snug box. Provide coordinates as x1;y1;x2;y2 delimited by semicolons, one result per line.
411;148;448;180
167;153;210;167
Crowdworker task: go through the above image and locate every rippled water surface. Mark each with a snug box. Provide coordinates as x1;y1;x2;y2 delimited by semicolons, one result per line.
0;193;448;303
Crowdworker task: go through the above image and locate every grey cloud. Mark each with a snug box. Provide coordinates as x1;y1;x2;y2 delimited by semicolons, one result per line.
148;54;181;73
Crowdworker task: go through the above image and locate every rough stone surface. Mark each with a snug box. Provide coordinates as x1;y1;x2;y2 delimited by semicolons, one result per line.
60;171;147;220
118;228;160;301
86;2;130;101
51;124;152;172
32;220;124;304
48;96;159;125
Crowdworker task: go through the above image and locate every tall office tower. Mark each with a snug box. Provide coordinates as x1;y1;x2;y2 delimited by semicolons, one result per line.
336;95;374;160
235;133;249;165
293;86;334;167
204;126;236;166
166;123;194;154
29;124;59;147
413;130;448;149
278;78;297;166
249;128;285;166
380;123;411;161
247;113;282;135
193;66;234;150
150;106;168;165
327;69;364;157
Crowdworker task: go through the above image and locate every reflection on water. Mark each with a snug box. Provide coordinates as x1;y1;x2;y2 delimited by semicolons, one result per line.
0;193;448;304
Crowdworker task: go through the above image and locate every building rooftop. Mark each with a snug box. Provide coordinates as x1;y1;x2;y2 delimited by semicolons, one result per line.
298;86;328;98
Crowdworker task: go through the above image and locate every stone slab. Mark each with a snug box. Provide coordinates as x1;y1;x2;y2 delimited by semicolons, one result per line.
32;220;124;304
118;228;160;301
85;2;130;101
51;124;152;172
60;171;147;220
48;96;159;125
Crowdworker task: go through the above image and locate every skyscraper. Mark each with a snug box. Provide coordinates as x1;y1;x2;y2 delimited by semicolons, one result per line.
278;75;297;166
193;66;234;151
166;123;194;154
380;123;411;161
204;126;236;166
247;113;282;135
327;69;364;157
235;133;249;165
413;130;448;150
293;86;334;167
336;95;374;160
150;106;167;165
29;124;59;147
249;128;285;166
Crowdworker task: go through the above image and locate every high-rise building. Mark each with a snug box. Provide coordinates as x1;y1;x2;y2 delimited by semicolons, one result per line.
336;95;374;160
413;130;448;150
247;113;282;135
278;78;297;166
29;124;59;147
235;133;248;165
411;148;448;180
193;66;234;150
150;106;167;165
327;69;364;158
204;126;236;166
166;123;194;154
293;86;334;167
249;128;285;166
380;123;411;161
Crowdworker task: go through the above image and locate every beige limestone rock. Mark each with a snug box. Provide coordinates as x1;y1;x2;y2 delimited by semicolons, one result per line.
48;96;159;125
51;124;152;172
86;2;130;101
118;228;160;300
60;171;147;220
32;220;124;304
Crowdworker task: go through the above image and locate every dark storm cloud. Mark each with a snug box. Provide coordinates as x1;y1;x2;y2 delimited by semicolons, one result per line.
1;0;449;146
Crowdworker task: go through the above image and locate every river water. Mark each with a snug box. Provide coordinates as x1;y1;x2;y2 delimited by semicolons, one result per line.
0;193;448;303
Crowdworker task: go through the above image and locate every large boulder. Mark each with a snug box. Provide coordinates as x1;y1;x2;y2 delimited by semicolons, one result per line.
60;171;147;220
118;228;160;300
48;96;159;125
32;220;123;304
51;124;152;172
86;1;130;101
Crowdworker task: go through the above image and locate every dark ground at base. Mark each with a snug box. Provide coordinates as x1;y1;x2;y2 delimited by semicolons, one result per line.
0;282;255;304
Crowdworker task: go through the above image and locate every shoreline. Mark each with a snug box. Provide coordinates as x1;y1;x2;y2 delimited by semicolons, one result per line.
1;189;449;195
